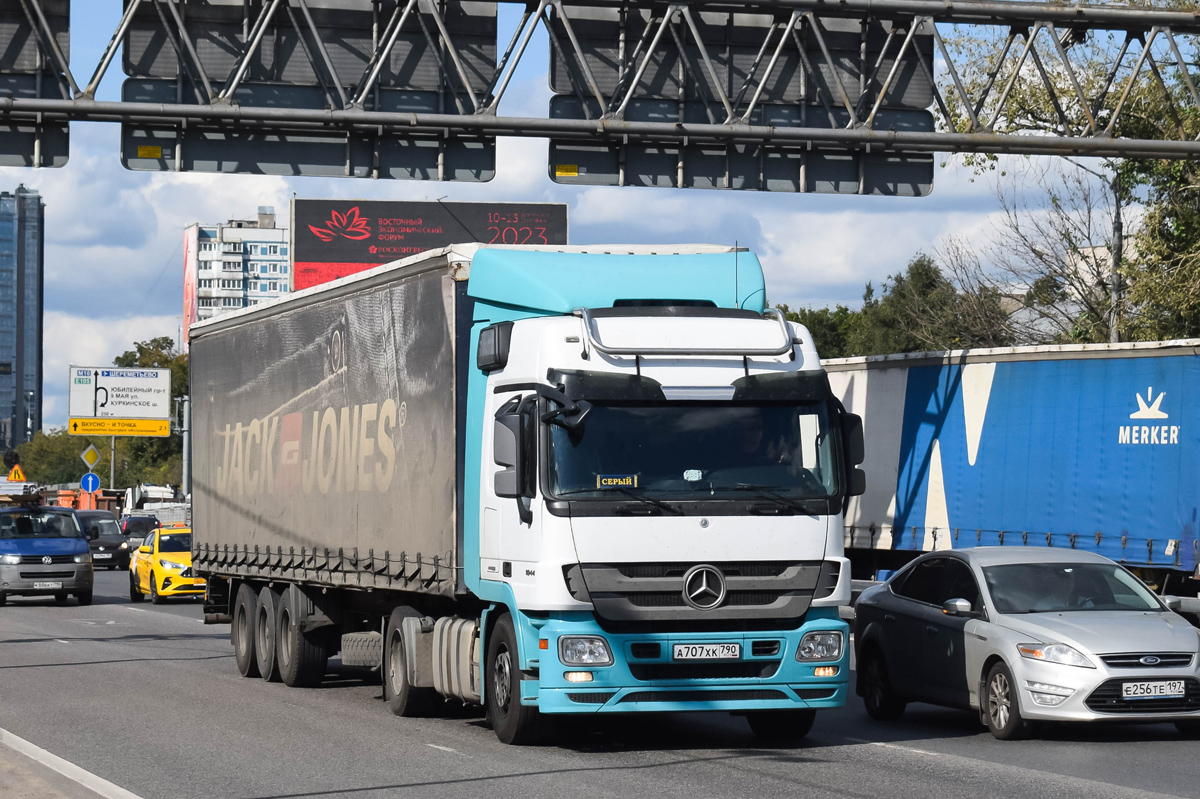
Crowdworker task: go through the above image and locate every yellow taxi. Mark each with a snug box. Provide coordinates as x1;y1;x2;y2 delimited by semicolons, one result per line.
128;526;205;604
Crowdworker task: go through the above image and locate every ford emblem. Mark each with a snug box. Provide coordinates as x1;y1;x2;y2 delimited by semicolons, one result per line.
1140;655;1161;666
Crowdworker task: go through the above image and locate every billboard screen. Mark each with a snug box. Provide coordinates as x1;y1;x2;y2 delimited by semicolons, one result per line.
291;200;568;290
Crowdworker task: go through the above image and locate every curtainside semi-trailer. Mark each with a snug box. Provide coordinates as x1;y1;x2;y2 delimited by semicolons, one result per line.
191;243;863;744
826;341;1200;599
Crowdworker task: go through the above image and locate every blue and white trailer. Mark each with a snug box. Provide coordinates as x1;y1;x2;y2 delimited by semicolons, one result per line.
825;341;1200;596
191;244;861;744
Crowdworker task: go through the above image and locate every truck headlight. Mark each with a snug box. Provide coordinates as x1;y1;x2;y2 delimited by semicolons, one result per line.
559;636;613;666
73;554;91;564
1017;643;1094;669
797;631;843;661
0;554;20;565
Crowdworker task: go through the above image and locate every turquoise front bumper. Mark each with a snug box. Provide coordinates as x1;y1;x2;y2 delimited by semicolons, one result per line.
520;608;849;714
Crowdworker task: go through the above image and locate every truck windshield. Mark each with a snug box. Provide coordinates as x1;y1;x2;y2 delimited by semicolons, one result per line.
983;563;1162;613
0;510;83;539
548;402;839;500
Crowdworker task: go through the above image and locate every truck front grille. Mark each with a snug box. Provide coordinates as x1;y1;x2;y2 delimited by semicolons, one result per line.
17;555;73;564
569;561;822;624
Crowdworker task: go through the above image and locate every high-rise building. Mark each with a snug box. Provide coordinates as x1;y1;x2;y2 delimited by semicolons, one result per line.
183;207;291;330
0;186;43;450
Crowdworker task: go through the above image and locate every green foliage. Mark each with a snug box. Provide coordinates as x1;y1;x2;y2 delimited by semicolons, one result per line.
17;338;188;490
774;303;859;359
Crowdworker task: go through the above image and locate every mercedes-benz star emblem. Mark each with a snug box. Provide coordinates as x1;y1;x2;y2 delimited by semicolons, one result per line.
42;556;52;564
682;564;726;610
1140;655;1162;666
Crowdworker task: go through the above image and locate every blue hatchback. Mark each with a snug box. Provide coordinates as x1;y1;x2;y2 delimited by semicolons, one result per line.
0;506;94;606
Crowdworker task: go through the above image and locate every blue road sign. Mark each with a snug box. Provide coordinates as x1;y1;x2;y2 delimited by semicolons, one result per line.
81;472;101;494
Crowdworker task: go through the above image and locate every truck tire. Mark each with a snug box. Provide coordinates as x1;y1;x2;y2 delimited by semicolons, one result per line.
486;613;543;745
985;661;1030;740
76;590;93;606
275;585;328;687
746;709;816;744
129;572;144;603
0;593;6;606
255;586;281;682
860;646;906;721
384;607;440;717
232;583;261;678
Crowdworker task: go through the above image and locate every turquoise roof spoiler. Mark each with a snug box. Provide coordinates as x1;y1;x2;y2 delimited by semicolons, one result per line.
465;249;766;314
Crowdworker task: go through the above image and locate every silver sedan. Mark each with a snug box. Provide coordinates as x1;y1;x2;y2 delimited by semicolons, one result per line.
854;547;1200;739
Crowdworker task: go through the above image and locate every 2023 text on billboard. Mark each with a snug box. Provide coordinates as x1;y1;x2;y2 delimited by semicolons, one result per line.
2;0;1199;183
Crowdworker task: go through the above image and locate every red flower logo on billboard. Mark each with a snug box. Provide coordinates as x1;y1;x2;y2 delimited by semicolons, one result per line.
308;206;372;242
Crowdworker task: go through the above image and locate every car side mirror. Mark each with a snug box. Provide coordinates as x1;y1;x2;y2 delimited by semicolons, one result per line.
138;545;151;554
1163;595;1182;612
942;597;974;617
493;401;524;499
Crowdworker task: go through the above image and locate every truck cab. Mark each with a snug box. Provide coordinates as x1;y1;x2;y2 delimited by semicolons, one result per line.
463;249;862;741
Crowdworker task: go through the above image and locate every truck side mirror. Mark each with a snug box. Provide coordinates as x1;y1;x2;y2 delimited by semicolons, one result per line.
841;412;866;498
493;400;524;499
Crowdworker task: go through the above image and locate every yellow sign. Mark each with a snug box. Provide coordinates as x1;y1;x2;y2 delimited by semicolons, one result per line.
69;418;170;437
555;163;579;177
137;145;163;159
80;444;102;470
6;464;25;482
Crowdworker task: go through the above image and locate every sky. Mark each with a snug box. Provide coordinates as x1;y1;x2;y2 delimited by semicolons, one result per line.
1;2;1048;430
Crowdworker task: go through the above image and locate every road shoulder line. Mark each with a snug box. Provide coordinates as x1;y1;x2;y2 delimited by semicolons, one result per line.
0;727;143;799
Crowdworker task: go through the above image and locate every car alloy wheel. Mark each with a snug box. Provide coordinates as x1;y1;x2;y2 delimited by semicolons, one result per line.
988;672;1011;730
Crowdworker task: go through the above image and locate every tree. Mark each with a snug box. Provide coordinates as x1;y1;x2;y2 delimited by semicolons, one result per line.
16;430;138;487
775;303;860;359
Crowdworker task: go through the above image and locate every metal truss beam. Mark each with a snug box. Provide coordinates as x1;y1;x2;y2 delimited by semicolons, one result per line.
5;0;1200;167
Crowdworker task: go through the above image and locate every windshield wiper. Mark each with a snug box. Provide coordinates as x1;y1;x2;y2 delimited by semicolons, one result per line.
611;486;683;515
732;484;822;514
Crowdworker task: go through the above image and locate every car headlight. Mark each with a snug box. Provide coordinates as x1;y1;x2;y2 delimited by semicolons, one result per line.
120;542;129;550
73;554;91;564
159;559;185;570
1017;642;1095;669
559;636;613;666
797;631;844;661
0;554;20;565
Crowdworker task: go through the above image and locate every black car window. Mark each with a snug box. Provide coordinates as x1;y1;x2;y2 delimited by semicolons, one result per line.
892;558;946;605
939;559;981;609
158;533;191;553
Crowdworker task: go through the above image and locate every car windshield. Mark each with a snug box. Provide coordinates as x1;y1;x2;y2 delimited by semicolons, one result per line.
548;401;839;500
983;563;1162;613
85;518;121;537
158;533;191;553
0;510;83;539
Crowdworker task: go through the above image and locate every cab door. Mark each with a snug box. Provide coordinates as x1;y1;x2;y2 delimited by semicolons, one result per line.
135;532;156;591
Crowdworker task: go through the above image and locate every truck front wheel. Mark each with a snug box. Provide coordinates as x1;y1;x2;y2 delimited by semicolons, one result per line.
232;583;261;678
384;607;439;717
746;709;816;744
486;614;542;745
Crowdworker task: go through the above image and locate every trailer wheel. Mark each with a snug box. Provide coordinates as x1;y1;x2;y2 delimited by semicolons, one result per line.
384;607;439;717
255;586;281;682
486;614;542;745
746;709;816;744
275;585;328;687
232;583;261;678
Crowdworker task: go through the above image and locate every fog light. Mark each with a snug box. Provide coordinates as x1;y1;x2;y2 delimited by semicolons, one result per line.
564;671;594;683
814;666;839;677
1025;680;1073;706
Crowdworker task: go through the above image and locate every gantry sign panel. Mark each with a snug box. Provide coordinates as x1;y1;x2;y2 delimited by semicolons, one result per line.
120;0;497;180
546;9;934;195
0;0;69;167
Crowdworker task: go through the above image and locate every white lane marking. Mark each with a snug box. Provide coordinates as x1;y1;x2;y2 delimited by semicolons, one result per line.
425;744;457;753
53;640;70;644
0;726;145;799
124;607;148;613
